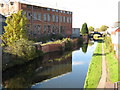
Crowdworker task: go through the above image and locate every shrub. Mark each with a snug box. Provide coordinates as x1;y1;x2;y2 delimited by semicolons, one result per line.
4;39;38;60
65;39;73;51
104;36;114;52
77;37;83;45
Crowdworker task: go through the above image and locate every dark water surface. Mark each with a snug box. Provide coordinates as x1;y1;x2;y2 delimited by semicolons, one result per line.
2;42;97;88
31;42;97;88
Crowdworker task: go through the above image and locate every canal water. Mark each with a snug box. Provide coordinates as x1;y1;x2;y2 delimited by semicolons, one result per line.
2;41;97;88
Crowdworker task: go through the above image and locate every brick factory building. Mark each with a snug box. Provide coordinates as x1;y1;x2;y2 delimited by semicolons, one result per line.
0;0;72;39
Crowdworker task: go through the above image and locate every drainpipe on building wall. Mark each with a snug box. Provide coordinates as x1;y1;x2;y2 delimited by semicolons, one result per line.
31;5;33;39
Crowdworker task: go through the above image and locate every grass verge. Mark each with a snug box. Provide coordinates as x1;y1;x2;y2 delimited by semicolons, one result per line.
84;42;102;88
104;42;118;83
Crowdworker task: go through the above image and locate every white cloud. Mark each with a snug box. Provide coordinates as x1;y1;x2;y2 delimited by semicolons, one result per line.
72;61;84;65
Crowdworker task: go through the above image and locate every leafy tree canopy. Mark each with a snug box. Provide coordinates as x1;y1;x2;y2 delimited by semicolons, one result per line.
88;26;94;32
81;23;89;35
100;25;109;31
95;28;100;32
1;10;28;46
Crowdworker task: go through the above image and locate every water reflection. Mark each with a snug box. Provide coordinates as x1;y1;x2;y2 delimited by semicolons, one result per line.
82;43;88;53
31;42;97;88
2;52;72;88
2;39;96;88
72;61;84;66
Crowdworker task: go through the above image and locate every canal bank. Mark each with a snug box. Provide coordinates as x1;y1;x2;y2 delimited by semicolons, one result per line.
31;42;97;88
2;38;77;70
84;42;102;88
2;36;88;71
2;40;97;88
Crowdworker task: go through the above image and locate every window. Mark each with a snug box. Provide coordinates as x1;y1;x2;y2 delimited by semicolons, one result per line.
44;25;47;33
52;15;55;22
67;12;69;14
70;12;72;14
27;5;31;9
48;25;51;33
63;16;65;23
0;4;4;7
44;14;47;21
63;11;65;13
55;25;59;33
69;17;72;23
60;10;62;13
65;16;67;23
60;16;62;22
38;13;41;20
47;8;50;11
37;25;42;34
52;25;55;33
34;6;40;9
47;14;50;22
10;2;14;5
43;8;47;11
56;15;59;22
52;9;55;12
27;12;31;19
60;26;64;33
67;17;69;23
56;10;58;12
28;12;31;16
33;12;37;20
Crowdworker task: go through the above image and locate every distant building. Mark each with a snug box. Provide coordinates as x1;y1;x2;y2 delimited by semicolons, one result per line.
0;0;72;39
111;28;120;60
113;21;120;28
72;28;80;37
0;14;6;35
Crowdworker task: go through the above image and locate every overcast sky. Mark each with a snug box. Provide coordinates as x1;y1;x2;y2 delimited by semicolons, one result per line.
4;0;120;28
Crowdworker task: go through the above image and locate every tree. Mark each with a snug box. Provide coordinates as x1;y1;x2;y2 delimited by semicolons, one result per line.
100;25;109;31
95;28;100;32
1;10;27;46
81;23;89;35
88;26;94;32
82;43;88;53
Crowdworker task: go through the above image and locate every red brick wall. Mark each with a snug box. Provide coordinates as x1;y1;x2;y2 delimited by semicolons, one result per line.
41;39;77;53
42;44;63;53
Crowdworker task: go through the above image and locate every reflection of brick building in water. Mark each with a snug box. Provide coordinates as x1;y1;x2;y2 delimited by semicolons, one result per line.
0;0;72;38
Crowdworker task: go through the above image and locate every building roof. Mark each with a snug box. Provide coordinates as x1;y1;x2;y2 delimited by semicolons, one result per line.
6;0;72;12
111;27;120;35
115;28;120;32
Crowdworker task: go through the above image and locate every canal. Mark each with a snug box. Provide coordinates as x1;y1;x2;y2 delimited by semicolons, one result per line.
2;41;97;88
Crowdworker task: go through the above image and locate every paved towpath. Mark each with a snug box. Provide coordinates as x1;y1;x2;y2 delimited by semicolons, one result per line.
97;43;115;89
97;43;107;88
